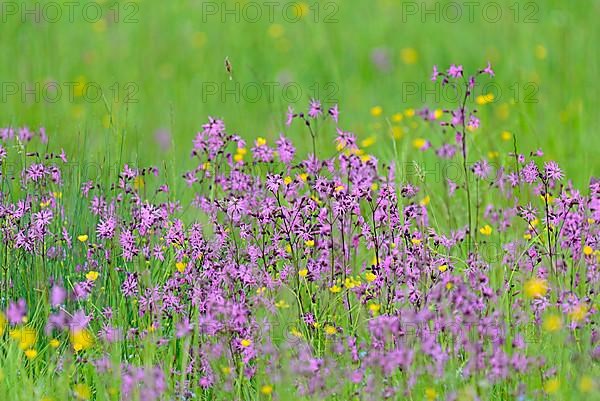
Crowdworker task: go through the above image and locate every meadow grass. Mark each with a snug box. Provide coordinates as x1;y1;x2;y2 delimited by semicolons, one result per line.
0;1;599;400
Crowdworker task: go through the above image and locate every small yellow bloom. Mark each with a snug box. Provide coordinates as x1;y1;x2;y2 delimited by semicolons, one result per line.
476;93;495;105
85;271;99;281
240;339;252;347
370;106;383;117
438;265;448;272
283;176;293;185
412;138;426;150
49;338;60;348
324;325;337;335
285;244;292;253
434;109;443;119
365;272;377;282
446;282;454;290
221;366;232;375
404;108;415;117
425;387;438;400
524;277;548;298
305;239;315;247
391;113;403;122
501;131;512;141
133;176;145;189
275;300;290;309
256;287;266;295
523;233;532;240
400;47;418;65
543;377;560;394
24;348;38;360
583;245;593;256
390;126;403;139
73;383;91;400
236;147;247;155
569;304;588;322
260;384;274;395
290;328;303;338
542;314;562;332
298;173;308;182
411;238;422;245
361;136;376;148
299;269;308;278
535;44;547;60
0;312;5;337
176;261;187;273
371;183;379;191
10;327;37;350
487;151;499;159
335;185;345;192
329;285;341;293
479;225;493;236
234;153;244;163
70;329;95;352
267;23;284;39
369;303;381;314
420;195;430;206
256;137;267;146
578;375;594;393
77;234;88;242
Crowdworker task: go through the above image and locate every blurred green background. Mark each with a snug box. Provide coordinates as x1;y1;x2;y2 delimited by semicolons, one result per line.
1;0;598;186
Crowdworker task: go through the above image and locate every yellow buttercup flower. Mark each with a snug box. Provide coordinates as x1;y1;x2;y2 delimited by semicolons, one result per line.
324;325;337;335
49;338;60;348
420;195;430;206
73;383;91;400
569;304;588;322
77;234;88;242
412;138;426;150
70;329;95;352
0;312;6;337
240;339;252;347
583;245;593;256
524;277;548;298
10;327;37;350
438;265;448;272
256;137;267;146
543;378;560;394
176;261;187;273
501;131;512;141
275;300;289;309
578;375;594;393
329;285;341;293
370;106;383;117
24;348;38;360
298;269;308;278
369;303;381;314
476;93;495;105
283;176;293;185
85;271;99;281
400;47;418;65
479;225;493;236
260;384;273;395
361;136;376;148
365;272;377;282
542;314;562;332
425;387;438;400
305;239;315;247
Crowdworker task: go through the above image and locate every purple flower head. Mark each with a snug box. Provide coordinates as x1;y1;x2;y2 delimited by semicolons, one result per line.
6;299;27;324
482;61;495;77
447;64;463;78
308;99;322;119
